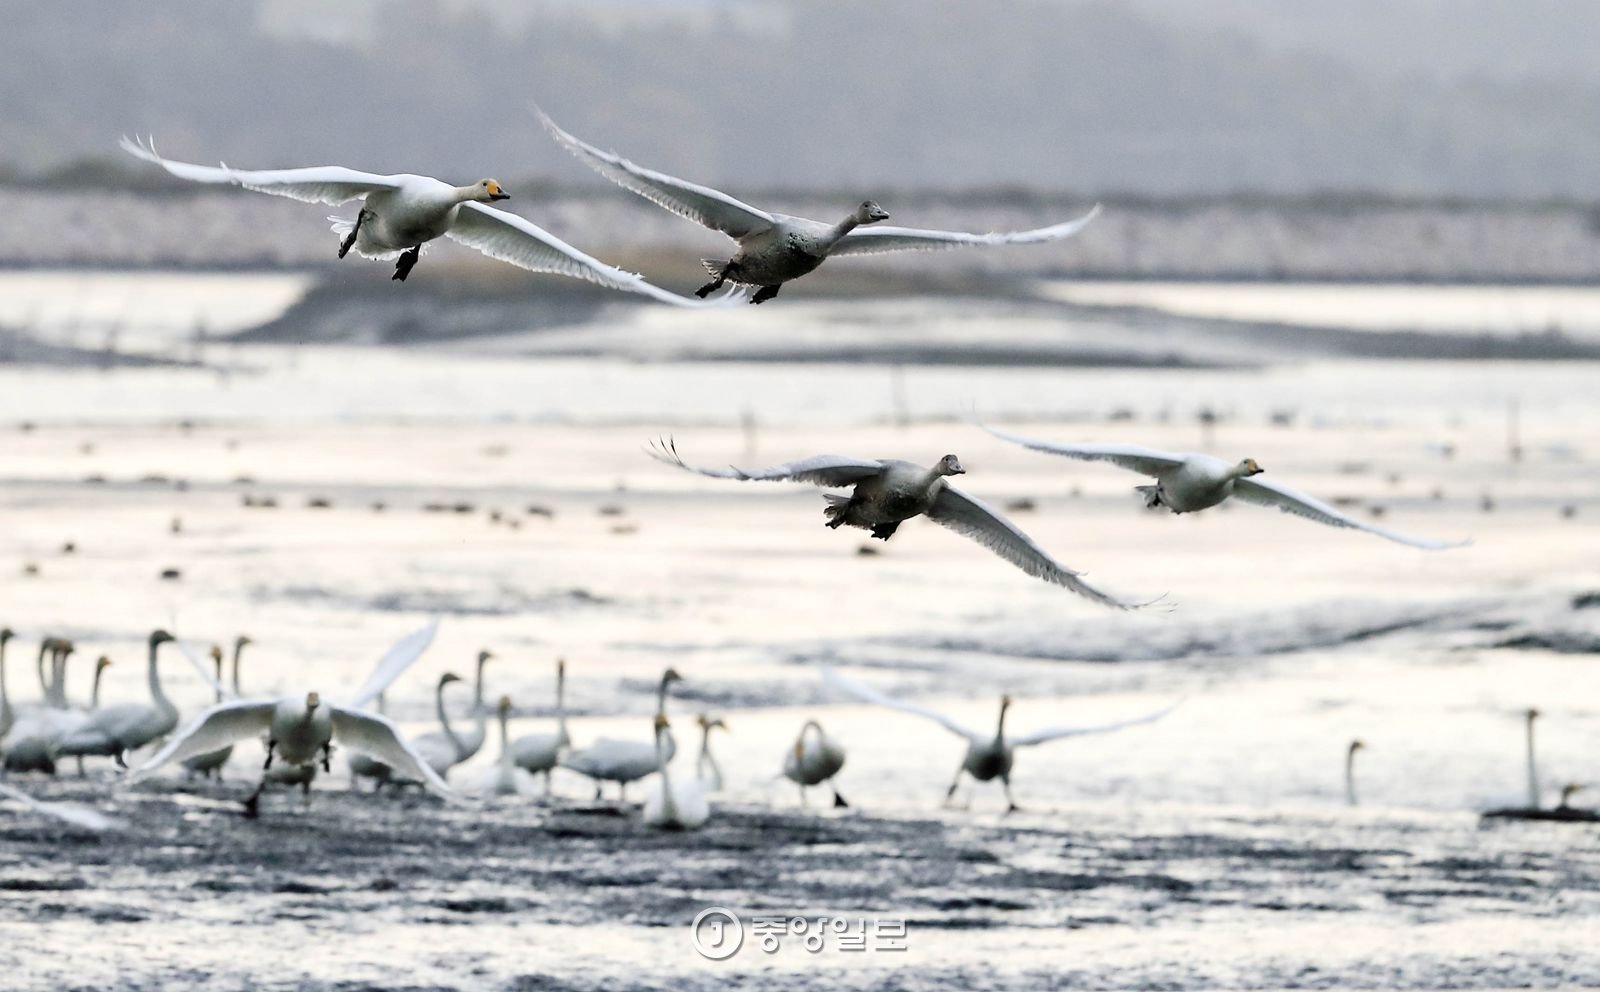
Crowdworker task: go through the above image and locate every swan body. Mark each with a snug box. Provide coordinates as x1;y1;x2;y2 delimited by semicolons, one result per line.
695;714;728;792
1;640;82;773
538;108;1098;304
981;425;1468;549
642;715;709;830
119;137;724;305
510;659;571;793
648;439;1150;609
480;696;538;797
824;668;1182;813
56;631;178;767
561;668;682;800
782;720;848;807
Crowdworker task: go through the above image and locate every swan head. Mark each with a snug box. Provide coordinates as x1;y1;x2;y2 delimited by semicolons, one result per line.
1560;783;1586;807
475;179;510;203
1000;694;1013;712
662;667;684;687
557;658;566;679
149;629;175;647
1239;458;1264;476
209;644;224;663
0;627;13;644
655;713;671;732
498;695;513;717
855;200;891;224
1348;739;1365;754
95;655;113;673
439;672;464;689
936;454;966;477
477;649;494;668
305;691;321;711
1527;707;1541;722
698;714;728;732
235;635;253;649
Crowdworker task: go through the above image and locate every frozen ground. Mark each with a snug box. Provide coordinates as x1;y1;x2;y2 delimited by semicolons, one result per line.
0;272;1597;989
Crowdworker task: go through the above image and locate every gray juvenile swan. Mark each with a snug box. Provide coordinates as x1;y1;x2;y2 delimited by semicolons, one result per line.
647;439;1151;609
982;425;1468;550
782;720;848;808
537;108;1099;304
120;137;726;304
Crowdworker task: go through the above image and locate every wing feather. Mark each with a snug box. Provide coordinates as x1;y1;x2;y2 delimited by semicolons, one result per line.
821;667;980;742
829;206;1100;258
345;619;440;709
1232;477;1468;549
120;136;399;205
536;108;776;240
329;706;466;804
0;782;123;832
646;437;884;487
981;425;1187;477
128;699;277;779
1009;697;1186;748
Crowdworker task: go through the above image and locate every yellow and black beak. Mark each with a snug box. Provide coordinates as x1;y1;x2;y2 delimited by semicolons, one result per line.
488;183;510;202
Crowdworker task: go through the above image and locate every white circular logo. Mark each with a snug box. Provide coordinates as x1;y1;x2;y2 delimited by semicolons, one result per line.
691;906;744;960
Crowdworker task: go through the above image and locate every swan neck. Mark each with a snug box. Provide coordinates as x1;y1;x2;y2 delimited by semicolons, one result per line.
231;642;245;696
92;664;108;709
1345;749;1357;806
497;709;512;767
436;682;465;755
1526;715;1540;809
656;726;678;818
827;214;862;244
556;670;570;743
995;702;1010;743
0;638;11;726
147;639;173;714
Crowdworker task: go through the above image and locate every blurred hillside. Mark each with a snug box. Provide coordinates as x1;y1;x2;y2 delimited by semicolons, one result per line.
3;0;1600;198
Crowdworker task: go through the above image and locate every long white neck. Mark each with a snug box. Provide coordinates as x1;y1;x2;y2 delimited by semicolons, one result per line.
231;642;246;696
0;638;12;731
92;665;108;709
452;184;485;204
147;640;174;717
826;213;864;246
437;683;465;756
556;669;570;745
1526;715;1540;809
212;661;224;705
994;703;1010;745
36;643;52;706
655;674;672;718
656;725;678;821
497;709;512;772
1345;749;1358;807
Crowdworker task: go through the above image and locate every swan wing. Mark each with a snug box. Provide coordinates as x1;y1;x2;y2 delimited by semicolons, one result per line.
447;202;730;307
646;437;884;487
1232;476;1469;549
345;619;440;709
119;136;400;205
927;485;1155;610
821;667;980;742
1008;697;1186;748
175;638;231;698
829;205;1100;258
128;699;277;779
980;425;1187;478
0;781;123;832
328;705;466;804
536;107;776;240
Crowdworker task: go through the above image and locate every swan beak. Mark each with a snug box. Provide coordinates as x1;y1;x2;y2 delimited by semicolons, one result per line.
490;190;510;201
306;691;321;710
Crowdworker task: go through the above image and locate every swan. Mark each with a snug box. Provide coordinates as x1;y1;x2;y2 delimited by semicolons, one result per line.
641;715;710;830
980;425;1468;550
480;696;539;797
824;668;1182;813
695;714;729;792
119;136;727;304
1345;739;1365;807
1;639;69;774
648;439;1151;609
131;687;461;817
782;720;848;808
560;667;682;800
537;108;1099;304
355;672;468;790
0;781;122;833
1482;708;1600;822
510;658;571;794
183;640;248;779
412;649;493;767
56;630;179;769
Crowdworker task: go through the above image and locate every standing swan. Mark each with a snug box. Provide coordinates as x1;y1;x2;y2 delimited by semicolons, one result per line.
480;696;537;797
511;659;571;794
560;668;683;800
1345;739;1365;807
825;668;1182;813
57;630;178;769
537;108;1099;304
980;425;1467;549
357;672;467;790
413;649;493;768
648;439;1151;608
642;715;710;831
782;720;848;808
695;714;729;791
182;644;237;779
1483;708;1600;822
119;137;726;304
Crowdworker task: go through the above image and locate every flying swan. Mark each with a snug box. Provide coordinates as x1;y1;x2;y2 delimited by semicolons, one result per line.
537;108;1100;304
647;438;1152;609
119;136;730;305
981;425;1468;549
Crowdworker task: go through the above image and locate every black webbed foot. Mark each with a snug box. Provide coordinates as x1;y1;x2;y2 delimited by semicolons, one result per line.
870;522;900;540
750;284;781;304
392;246;421;282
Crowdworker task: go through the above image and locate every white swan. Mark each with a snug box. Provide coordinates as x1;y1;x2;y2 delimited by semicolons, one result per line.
824;668;1182;813
642;715;710;830
695;714;729;792
57;630;179;769
981;425;1468;549
0;638;73;774
132;688;460;817
648;439;1151;609
1345;739;1365;807
560;668;683;800
782;720;848;808
411;649;493;767
0;781;122;833
538;108;1099;304
182;641;246;779
119;136;727;305
480;696;539;798
510;658;571;794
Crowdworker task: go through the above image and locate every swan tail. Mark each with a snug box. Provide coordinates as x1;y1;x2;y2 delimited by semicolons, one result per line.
822;493;852;529
700;258;729;279
1135;484;1162;509
329;215;356;237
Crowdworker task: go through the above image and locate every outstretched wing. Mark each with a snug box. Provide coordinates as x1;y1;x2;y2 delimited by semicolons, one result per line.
981;425;1187;478
536;107;776;240
829;206;1100;257
447;202;733;307
927;485;1157;610
128;699;277;779
0;781;123;832
174;639;230;698
1232;476;1468;550
821;667;981;743
346;619;440;709
120;136;400;205
1009;697;1186;748
646;437;884;487
329;706;467;804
